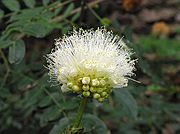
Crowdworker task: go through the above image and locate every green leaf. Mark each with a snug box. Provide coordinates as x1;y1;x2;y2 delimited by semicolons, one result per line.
23;23;48;38
138;36;180;60
0;9;4;19
40;105;61;127
43;0;50;6
54;8;62;16
49;117;71;134
100;18;111;27
82;114;109;134
114;89;138;119
128;42;162;84
23;0;36;8
9;7;43;22
0;39;11;48
0;88;11;98
38;96;52;107
2;0;20;12
63;3;74;18
71;12;80;22
111;19;121;30
124;26;133;42
8;40;25;64
17;87;44;111
49;114;108;134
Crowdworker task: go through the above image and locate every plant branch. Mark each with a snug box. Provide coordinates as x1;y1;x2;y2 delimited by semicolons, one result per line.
71;97;88;133
44;88;68;117
51;0;104;22
78;0;86;26
0;49;10;88
48;0;74;12
11;70;68;117
86;2;102;21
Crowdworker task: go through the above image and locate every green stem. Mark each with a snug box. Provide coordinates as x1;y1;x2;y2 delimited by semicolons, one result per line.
86;2;102;21
0;49;11;88
72;97;88;130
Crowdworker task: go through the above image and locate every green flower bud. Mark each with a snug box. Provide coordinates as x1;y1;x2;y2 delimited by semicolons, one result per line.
83;91;90;97
82;77;90;84
104;94;109;98
99;79;106;86
82;85;89;91
90;87;96;93
77;78;83;84
101;91;107;97
91;79;99;87
98;98;104;102
67;82;73;88
97;88;103;93
72;85;80;92
93;93;100;99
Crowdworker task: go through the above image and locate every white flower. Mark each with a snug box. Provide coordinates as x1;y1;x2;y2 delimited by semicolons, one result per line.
46;28;136;102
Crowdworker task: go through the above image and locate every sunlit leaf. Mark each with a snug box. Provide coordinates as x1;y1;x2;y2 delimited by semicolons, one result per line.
101;18;111;27
8;40;25;64
49;117;71;134
114;89;138;119
63;3;74;18
2;0;20;11
0;9;4;19
43;0;50;6
24;0;36;8
82;114;109;134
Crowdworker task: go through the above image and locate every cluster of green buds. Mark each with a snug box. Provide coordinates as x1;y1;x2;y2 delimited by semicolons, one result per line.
67;76;112;102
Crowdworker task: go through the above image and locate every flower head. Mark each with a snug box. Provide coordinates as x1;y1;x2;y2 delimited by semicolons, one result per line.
46;28;136;102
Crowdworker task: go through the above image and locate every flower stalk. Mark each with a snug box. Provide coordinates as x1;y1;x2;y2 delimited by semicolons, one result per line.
71;97;88;133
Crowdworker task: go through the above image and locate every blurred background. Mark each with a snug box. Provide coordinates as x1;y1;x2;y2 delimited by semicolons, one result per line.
0;0;179;134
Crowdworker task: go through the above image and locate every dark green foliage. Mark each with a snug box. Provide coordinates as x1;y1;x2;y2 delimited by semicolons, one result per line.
2;0;20;12
0;0;179;134
114;89;138;119
23;0;36;8
8;39;25;64
138;36;180;60
0;9;4;19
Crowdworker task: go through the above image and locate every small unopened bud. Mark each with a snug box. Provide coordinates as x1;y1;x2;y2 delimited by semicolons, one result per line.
99;79;106;86
101;91;107;97
72;85;80;92
82;77;90;84
77;78;83;84
90;87;96;93
67;82;73;88
83;91;90;97
98;98;104;102
93;93;100;99
104;94;109;98
82;85;89;91
91;79;99;86
97;88;103;93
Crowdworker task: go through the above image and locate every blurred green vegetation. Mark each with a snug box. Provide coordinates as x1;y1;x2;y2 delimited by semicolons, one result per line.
0;0;179;134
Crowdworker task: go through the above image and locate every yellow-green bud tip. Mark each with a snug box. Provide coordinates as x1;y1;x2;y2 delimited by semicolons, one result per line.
91;79;99;87
101;91;107;97
82;77;90;84
100;79;106;86
97;88;104;93
83;91;90;97
93;93;100;99
72;85;80;92
90;87;96;93
98;98;104;102
67;82;73;88
77;78;83;84
82;85;89;91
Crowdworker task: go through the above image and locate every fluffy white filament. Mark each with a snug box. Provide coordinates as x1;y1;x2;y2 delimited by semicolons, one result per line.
46;28;136;92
